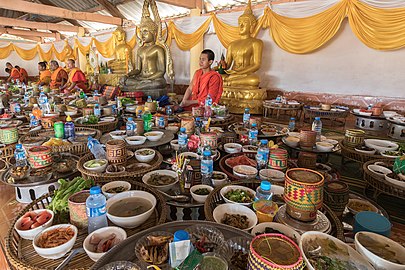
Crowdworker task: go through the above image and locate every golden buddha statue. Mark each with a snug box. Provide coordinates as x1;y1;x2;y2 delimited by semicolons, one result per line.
220;0;267;114
108;27;133;74
85;54;95;75
120;0;174;98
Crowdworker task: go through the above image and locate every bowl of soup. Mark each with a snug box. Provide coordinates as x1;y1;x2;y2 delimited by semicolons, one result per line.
106;191;157;228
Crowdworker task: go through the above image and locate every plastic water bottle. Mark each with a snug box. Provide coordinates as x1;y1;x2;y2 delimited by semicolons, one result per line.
94;90;99;96
39;92;50;113
14;144;27;167
257;139;269;170
23;92;29;106
249;123;259;145
143;109;153;132
86;186;108;234
288;117;296;132
14;103;21;114
243;108;250;128
126;117;136;136
29;115;38;127
87;137;106;159
158;117;165;129
94;104;101;118
255;181;273;201
195;117;202;135
147;95;153;103
64;115;75;140
201;150;213;186
166;106;173;118
178;127;188;152
204;94;213;118
311;117;322;142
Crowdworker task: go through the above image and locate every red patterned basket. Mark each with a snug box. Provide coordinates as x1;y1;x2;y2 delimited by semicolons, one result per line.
27;145;53;169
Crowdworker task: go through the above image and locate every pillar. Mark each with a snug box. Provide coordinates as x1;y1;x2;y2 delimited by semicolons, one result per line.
189;8;204;79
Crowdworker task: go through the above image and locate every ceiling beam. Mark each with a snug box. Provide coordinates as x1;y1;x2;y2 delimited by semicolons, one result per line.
95;0;126;19
0;17;80;33
157;0;196;9
4;28;57;38
0;0;122;25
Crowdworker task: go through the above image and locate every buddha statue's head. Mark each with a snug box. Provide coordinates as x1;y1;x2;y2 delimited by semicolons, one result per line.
238;0;256;36
113;26;126;43
139;9;158;44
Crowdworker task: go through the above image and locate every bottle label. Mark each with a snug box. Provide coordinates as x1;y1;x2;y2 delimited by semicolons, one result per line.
205;99;212;107
249;130;258;140
86;204;106;218
201;160;213;174
158;118;165;128
178;134;188;146
257;149;269;162
243;113;250;122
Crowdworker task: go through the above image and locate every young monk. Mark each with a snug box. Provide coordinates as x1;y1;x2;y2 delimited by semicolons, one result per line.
61;59;88;93
37;61;51;86
5;62;23;83
15;66;28;84
180;49;223;109
49;60;68;89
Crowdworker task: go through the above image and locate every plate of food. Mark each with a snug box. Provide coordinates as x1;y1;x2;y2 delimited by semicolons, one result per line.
225;154;256;169
347;198;378;215
220;185;255;206
213;204;257;231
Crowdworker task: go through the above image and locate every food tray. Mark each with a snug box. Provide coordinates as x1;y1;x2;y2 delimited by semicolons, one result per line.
339;140;385;163
5;181;167;270
91;220;252;269
204;179;345;242
75;118;118;133
77;152;163;184
363;159;405;199
19;128;102;155
228;122;289;138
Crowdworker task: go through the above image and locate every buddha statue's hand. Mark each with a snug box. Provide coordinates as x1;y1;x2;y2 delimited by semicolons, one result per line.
225;70;237;75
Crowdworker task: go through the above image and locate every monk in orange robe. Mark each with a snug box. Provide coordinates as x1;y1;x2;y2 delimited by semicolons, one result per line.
49;60;68;90
15;66;28;84
180;49;223;110
5;62;23;83
37;61;51;86
61;59;88;93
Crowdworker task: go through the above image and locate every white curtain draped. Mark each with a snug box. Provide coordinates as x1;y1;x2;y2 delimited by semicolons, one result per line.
359;0;405;8
271;0;340;18
53;40;66;53
172;16;210;34
39;43;52;52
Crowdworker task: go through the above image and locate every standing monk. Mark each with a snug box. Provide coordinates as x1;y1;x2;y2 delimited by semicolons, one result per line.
5;62;23;83
180;49;223;109
49;60;68;90
15;66;28;84
37;61;51;86
61;59;88;93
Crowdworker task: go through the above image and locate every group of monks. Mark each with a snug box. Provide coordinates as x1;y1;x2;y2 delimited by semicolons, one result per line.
5;59;88;93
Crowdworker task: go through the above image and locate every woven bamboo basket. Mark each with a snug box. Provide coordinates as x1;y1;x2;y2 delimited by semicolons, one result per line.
5;182;167;270
75;118;118;133
77;151;163;184
204;179;345;242
0;142;16;162
19;128;101;155
339;140;385;163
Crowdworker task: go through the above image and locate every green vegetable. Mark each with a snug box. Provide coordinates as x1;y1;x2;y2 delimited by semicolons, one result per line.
224;189;254;203
120;97;135;106
86;115;99;124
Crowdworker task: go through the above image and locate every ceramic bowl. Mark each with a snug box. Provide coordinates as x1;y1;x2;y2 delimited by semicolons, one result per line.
367;165;392;177
347;198;378;215
359;111;373;116
170;139;180;151
385;173;405;188
142;170;178;192
33;224;78;259
213;203;257;231
106;191;156;228
166;125;179;133
83;226;127;262
83;159;108;173
180;152;199;160
190;184;214;203
125;136;146;146
383;111;398;118
364;139;398;154
220;185;255;206
135;149;156;163
64;111;77;117
242;145;258;153
284;136;300;147
355;146;376;155
259;169;285;182
15;209;54;240
316;142;334;152
355;231;405;270
380;150;403;159
224;143;242;154
233;165;257;178
101;181;132;199
251;222;301;244
261;128;277;136
144;131;164;142
109;130;127;140
212;171;228;187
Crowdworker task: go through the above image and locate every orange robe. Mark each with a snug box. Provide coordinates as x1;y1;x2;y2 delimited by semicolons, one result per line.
68;67;88;92
38;70;51;85
20;68;28;84
50;67;68;89
8;68;23;82
191;69;223;105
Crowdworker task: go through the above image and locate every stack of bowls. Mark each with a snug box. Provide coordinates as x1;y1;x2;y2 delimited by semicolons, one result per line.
268;149;288;171
106;140;127;165
344;129;365;148
27;146;53;169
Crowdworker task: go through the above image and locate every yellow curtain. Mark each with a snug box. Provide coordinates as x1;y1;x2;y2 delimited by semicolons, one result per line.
74;38;92;56
0;44;13;59
347;0;405;50
167;18;212;50
38;45;53;62
12;44;39;60
94;36;116;58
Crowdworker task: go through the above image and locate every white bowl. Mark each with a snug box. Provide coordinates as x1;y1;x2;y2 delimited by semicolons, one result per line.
142;170;179;192
125;136;146;146
242;145;258;153
135;148;156;163
101;181;132;199
364;139;399;154
359;111;373;116
144;131;164;141
83;226;127;262
170;139;180;151
355;231;405;270
33;224;78;259
220;185;256;206
180;152;199;160
224;143;242;154
190;184;214;203
300;231;374;270
44;113;59;118
288;132;300;138
385;173;405;188
83;159;108;173
380;150;403;159
15;209;54;240
106;191;156;228
233;165;257;178
383;111;398;118
367;165;392;177
355;146;376;155
213;203;257;231
353;108;361;113
284;136;300;148
166;125;179;133
259;169;285;182
109;130;127;140
251;222;301;244
316;142;334;152
64;111;77;116
323;139;339;145
212;171;228;187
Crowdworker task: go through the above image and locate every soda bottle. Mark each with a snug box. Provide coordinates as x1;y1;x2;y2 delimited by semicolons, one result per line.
249;123;258;145
255;181;273;201
311;117;322;142
14;144;27;167
201;150;213;186
178;127;188;152
243;108;250;128
64;115;75;140
86;186;108;234
126;117;136;136
143;109;153;132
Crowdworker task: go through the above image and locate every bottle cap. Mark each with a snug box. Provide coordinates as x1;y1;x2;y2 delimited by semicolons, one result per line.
174;230;189;242
128;117;133;121
196;117;200;121
180;127;186;132
66;115;72;122
261;181;271;191
290;117;295;120
90;186;101;195
261;139;268;145
315;117;321;120
245;108;250;111
160;117;164;120
203;150;211;156
16;143;22;149
252;123;257;127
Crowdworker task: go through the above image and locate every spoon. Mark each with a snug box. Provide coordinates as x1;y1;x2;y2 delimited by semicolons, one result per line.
157;190;190;202
55;248;84;270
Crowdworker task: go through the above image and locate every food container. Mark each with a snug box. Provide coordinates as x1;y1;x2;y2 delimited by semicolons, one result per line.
371;106;383;116
27;146;53;169
145;101;157;113
200;132;218;150
134;118;144;135
344;129;365;148
297;152;317;169
154;115;168;128
82;107;93;116
192;106;204;117
299;130;317;149
323;181;349;216
68;190;90;229
181;117;195;135
284;168;324;222
248;233;304;270
0;127;18;145
253;200;279;223
106;140;127;165
354;211;392;237
102;106;113;116
268;149;288;171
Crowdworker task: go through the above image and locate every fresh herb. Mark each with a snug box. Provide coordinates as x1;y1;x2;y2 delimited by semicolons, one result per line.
194;188;210;195
120;97;135;106
224;189;254;203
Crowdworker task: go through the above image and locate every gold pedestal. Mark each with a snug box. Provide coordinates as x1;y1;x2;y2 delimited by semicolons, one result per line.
220;87;267;114
97;74;125;86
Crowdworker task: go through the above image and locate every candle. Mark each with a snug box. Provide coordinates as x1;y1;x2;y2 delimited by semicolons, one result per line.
125;48;129;74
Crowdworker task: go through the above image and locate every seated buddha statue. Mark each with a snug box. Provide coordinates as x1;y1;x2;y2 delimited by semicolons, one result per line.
119;6;167;96
85;54;94;75
108;27;133;74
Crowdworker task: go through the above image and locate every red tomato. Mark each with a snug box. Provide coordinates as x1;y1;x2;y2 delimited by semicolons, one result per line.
36;211;52;225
